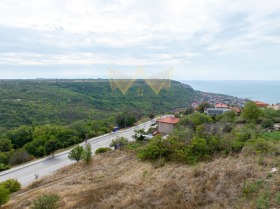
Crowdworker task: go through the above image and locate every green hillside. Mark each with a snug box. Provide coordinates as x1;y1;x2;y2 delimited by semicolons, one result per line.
0;79;199;129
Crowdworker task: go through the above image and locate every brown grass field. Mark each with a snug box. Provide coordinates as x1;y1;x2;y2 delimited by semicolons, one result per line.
3;150;279;209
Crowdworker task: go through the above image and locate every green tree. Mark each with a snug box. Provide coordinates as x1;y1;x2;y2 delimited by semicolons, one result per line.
0;185;10;207
0;138;13;152
82;144;92;164
197;102;211;113
241;101;262;122
44;138;61;157
149;113;155;120
6;125;33;149
68;145;84;162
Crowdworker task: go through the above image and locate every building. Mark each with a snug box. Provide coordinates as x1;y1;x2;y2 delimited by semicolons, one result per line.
215;103;229;108
157;117;180;134
268;104;280;110
255;101;269;108
204;108;230;116
230;107;242;115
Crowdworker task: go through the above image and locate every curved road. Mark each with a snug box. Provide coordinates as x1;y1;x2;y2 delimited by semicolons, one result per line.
0;120;153;186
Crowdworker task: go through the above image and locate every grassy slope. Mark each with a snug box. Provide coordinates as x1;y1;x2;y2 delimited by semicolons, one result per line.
0;79;199;129
4;151;279;209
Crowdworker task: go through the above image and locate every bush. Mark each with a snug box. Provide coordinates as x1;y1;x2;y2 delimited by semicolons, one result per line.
95;147;111;154
68;145;84;162
9;148;33;165
275;192;280;204
82;144;92;164
261;119;274;129
0;179;21;193
242;138;278;156
0;163;10;171
31;194;60;209
109;137;129;149
256;195;269;209
137;136;169;160
0;185;10;207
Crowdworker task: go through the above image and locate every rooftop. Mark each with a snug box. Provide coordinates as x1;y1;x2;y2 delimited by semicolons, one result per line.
215;103;229;108
157;117;180;125
255;101;269;107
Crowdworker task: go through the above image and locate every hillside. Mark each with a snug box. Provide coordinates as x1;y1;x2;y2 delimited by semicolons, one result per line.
0;79;199;129
3;150;277;209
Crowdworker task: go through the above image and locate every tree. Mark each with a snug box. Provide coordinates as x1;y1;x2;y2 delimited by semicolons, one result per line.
9;148;32;165
197;102;211;113
241;101;262;122
184;106;194;115
68;145;84;162
44;137;61;157
82;144;92;164
6;125;33;149
149;113;155;120
0;138;13;152
0;185;10;207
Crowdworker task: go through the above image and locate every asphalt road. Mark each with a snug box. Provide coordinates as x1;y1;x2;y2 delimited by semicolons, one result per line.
0;120;153;186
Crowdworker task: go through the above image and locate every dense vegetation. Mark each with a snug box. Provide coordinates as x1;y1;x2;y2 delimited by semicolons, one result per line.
0;79;199;170
120;102;280;208
0;79;198;129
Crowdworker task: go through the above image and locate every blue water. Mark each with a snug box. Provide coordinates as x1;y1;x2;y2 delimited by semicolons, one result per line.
181;80;280;105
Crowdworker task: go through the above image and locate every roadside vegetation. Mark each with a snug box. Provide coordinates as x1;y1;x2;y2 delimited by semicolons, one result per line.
0;79;198;171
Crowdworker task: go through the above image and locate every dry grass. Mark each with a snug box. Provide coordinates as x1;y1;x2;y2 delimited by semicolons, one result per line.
3;151;275;209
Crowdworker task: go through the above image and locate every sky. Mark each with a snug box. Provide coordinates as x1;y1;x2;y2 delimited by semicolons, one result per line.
0;0;280;80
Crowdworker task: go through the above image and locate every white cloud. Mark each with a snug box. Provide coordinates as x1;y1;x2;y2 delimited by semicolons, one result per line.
0;0;279;79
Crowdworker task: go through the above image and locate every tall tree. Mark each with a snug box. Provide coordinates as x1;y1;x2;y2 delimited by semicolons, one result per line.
241;101;262;122
44;137;61;157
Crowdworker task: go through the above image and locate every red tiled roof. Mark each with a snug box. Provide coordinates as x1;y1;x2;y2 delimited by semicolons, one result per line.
230;107;241;113
255;101;269;107
157;117;180;124
215;103;228;108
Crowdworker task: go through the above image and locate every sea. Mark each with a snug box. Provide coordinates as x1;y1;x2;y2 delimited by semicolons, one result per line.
181;80;280;105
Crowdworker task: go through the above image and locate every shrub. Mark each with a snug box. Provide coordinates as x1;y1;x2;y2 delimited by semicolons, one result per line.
109;137;129;149
0;163;10;171
0;152;10;165
256;195;269;209
9;148;33;165
261;119;274;129
137;136;169;160
31;194;60;209
95;147;111;154
0;185;10;207
275;192;280;204
68;145;84;162
82;144;92;164
242;138;277;156
0;179;21;193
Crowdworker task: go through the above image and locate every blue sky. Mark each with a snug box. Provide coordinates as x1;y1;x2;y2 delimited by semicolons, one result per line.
0;0;280;80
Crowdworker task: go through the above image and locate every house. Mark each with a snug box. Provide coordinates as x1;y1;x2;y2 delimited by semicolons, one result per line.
215;103;229;108
157;117;180;134
204;108;230;116
268;104;280;110
255;101;269;108
230;107;242;115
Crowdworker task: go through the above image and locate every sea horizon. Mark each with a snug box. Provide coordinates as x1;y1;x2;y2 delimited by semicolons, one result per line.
181;80;280;105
